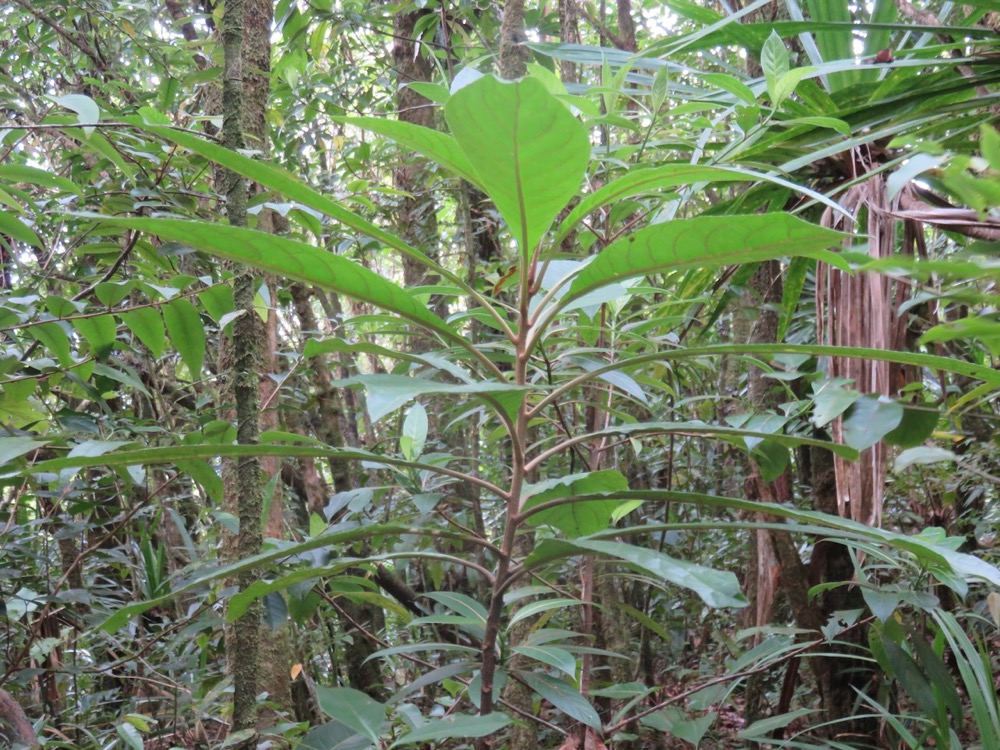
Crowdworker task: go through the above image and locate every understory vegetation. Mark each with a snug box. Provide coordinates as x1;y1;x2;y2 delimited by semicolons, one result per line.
1;0;1000;749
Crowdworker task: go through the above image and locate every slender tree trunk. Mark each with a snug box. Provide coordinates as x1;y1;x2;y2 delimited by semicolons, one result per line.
393;8;442;314
0;690;36;748
499;0;530;78
220;0;265;741
558;0;581;84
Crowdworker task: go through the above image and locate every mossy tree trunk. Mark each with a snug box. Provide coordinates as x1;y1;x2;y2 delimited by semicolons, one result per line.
220;0;265;741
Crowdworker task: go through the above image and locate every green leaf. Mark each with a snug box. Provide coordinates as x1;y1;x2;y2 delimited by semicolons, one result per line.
518;671;601;729
344;374;526;423
335;117;481;187
0;164;81;195
176;459;222;504
68;440;133;459
92;361;152;398
737;708;815;739
52;93;100;135
508;598;583;629
389;713;510;747
121;307;166;358
522;470;628;537
777;256;808;342
893;446;956;472
700;72;757;104
0;437;49;468
444;75;590;256
752;440;790;483
0;211;42;247
772;67;814;107
841;396;903;450
811;378;858;427
96;217;458;343
880;632;939;718
73;314;118;359
400;402;427;461
558;165;757;242
526;538;746;609
116;722;144;750
300;721;372;750
861;586;900;623
135;123;451;289
911;632;962;721
562;215;846;305
883;405;938;448
642;708;716;746
761;31;789;101
513;644;578;679
780;116;851;137
262;591;288;629
30;322;73;367
314;686;386;743
162;298;206;379
423;590;488;621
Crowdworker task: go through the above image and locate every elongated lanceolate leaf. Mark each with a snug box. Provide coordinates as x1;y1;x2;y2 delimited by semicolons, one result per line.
389;713;511;748
94;218;458;342
563;214;846;304
342;374;526;423
445;75;590;256
517;672;601;729
0;211;41;247
334;117;482;188
557;165;754;242
525;538;746;609
134;122;445;280
0;437;50;468
0;164;81;195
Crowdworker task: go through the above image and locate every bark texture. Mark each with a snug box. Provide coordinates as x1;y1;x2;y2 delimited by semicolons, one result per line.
220;0;265;740
0;690;36;748
499;0;530;78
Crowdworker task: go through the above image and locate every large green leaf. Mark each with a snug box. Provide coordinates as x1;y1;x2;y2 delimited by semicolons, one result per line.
94;218;458;343
0;211;42;247
583;420;860;460
562;214;846;305
314;686;385;743
554;164;849;246
342;374;526;423
841;396;903;450
517;672;601;729
134;121;450;285
525;538;747;609
389;713;511;747
0;164;81;195
334;117;481;188
0;437;50;468
445;75;590;256
600;490;1000;588
522;470;629;537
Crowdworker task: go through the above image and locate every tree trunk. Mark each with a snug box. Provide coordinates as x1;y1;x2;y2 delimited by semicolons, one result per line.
392;8;442;314
499;0;530;79
220;0;265;741
0;690;36;748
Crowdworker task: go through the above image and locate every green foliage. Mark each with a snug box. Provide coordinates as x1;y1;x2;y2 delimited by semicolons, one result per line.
2;1;999;748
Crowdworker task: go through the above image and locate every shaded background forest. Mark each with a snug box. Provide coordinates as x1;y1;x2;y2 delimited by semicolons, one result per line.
1;0;1000;748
